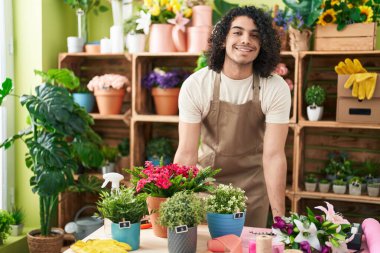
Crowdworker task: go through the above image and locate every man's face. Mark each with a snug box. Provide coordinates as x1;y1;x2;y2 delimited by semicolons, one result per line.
224;16;261;68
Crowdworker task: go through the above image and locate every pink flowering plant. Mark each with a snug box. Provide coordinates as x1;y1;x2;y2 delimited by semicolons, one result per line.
128;161;221;198
87;74;131;92
272;202;353;253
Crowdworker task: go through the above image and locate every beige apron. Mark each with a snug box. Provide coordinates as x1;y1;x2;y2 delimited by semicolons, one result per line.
198;72;269;228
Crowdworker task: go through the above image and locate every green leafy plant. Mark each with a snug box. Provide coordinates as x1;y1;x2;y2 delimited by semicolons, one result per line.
322;151;353;179
146;137;174;160
0;78;12;106
118;138;130;157
0;210;14;243
0;78;97;236
282;0;323;28
102;145;120;164
159;191;205;229
68;174;104;194
212;0;239;25
124;15;144;35
319;178;330;184
97;186;147;224
34;69;80;91
206;184;247;214
349;176;362;187
9;206;24;225
194;53;208;72
305;174;318;183
63;0;109;15
305;85;326;107
362;159;380;178
333;179;346;186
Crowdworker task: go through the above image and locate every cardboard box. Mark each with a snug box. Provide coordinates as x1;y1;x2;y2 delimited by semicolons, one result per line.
336;74;380;124
314;23;376;51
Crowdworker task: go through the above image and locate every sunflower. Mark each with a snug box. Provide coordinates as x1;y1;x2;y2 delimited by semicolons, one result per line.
317;9;337;25
359;6;374;22
331;0;340;6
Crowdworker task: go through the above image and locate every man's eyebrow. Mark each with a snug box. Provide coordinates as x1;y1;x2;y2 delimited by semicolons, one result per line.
231;26;259;33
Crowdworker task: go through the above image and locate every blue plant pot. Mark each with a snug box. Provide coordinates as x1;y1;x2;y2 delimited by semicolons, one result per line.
111;222;141;250
206;212;245;238
147;156;171;166
73;93;95;113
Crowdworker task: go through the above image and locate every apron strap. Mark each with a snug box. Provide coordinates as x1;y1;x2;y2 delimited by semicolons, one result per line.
213;73;221;102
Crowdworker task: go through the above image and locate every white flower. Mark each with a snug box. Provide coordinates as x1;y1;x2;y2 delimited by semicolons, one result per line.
294;219;321;251
136;10;151;35
272;228;291;244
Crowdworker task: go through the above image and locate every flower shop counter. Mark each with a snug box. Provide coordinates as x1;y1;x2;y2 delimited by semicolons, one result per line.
64;224;371;253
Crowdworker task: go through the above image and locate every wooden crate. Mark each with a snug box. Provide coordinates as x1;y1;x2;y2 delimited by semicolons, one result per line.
132;53;199;116
314;23;377;51
296;126;380;192
298;52;380;122
59;53;133;115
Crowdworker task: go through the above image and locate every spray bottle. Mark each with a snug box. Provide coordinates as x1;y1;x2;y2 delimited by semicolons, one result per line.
102;172;124;192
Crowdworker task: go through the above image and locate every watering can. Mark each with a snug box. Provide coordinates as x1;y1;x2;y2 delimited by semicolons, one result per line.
64;205;103;240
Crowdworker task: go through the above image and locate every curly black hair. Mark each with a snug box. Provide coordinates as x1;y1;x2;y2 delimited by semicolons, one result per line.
206;6;281;78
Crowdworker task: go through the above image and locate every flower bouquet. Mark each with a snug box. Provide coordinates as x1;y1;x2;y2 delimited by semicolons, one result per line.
272;202;353;253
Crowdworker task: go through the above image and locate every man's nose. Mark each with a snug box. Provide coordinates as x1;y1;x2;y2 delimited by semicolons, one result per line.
241;33;251;44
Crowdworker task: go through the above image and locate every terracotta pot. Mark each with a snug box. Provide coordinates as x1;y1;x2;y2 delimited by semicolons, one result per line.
146;196;168;238
187;26;211;53
94;88;125;115
192;5;212;27
288;26;312;51
149;24;177;53
27;228;64;253
152;87;180;115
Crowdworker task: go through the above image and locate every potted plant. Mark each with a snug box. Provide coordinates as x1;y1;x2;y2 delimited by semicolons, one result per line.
117;138;130;176
321;151;353;181
205;184;247;238
101;145;120;174
0;78;97;253
35;68;95;113
124;15;146;53
128;162;219;238
304;173;318;192
332;179;347;194
87;74;131;115
142;68;190;115
367;182;380;197
159;191;205;253
146;137;174;165
318;178;330;193
0;210;13;245
9;206;24;236
97;186;148;250
348;176;362;196
305;85;326;121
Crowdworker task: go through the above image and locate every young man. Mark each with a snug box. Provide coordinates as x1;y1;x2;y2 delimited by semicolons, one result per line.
174;6;291;227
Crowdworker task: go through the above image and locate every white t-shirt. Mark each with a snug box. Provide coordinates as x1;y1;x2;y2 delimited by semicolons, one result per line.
179;67;291;124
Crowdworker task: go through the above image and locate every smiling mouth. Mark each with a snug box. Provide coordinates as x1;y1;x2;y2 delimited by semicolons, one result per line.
234;45;255;52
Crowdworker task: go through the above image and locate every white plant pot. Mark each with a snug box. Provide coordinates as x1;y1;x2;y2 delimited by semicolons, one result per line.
126;33;146;53
10;224;24;236
307;105;323;121
349;184;362;196
305;182;317;192
333;184;346;194
319;183;330;193
367;186;380;197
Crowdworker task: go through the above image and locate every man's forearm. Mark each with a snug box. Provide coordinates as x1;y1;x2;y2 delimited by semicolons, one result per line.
174;149;198;166
263;152;287;218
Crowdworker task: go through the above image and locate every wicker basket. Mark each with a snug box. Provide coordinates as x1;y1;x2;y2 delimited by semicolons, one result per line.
27;228;64;253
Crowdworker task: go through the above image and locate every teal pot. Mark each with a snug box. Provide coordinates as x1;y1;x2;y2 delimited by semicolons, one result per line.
73;93;95;113
168;226;197;253
206;212;245;238
147;156;171;166
111;222;141;250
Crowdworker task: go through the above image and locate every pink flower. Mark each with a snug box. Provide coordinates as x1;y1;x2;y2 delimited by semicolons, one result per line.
285;78;294;91
315;202;350;225
87;74;130;91
274;63;289;76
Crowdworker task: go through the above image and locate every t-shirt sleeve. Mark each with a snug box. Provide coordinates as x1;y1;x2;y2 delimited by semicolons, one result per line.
265;76;292;124
179;75;203;123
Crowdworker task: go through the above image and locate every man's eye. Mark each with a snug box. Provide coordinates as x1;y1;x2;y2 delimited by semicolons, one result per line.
233;32;241;35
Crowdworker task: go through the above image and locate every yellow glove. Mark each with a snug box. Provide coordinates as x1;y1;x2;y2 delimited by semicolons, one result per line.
71;239;132;253
335;58;367;75
344;73;377;100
